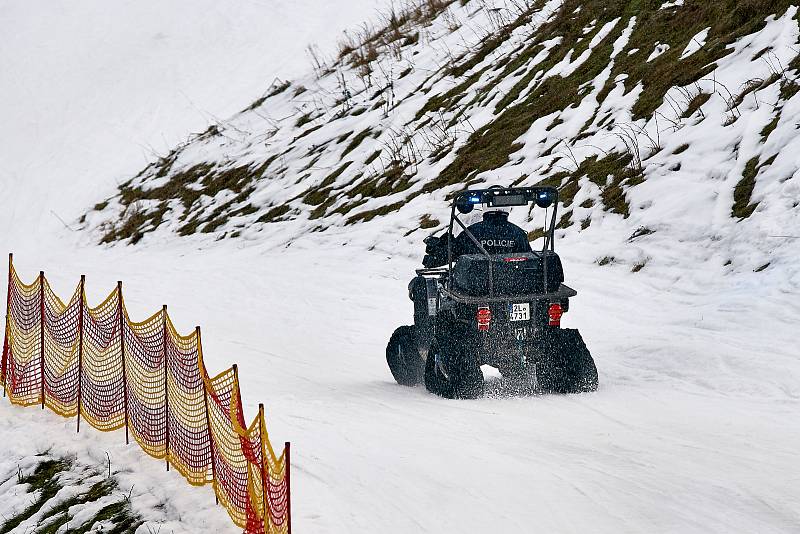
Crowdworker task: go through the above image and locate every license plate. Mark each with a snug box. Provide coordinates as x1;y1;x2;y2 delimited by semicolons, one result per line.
509;303;530;322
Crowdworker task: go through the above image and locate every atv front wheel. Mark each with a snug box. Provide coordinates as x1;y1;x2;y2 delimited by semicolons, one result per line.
424;335;484;400
386;326;424;386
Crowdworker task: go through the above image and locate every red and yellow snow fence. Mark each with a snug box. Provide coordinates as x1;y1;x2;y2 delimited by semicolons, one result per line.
0;255;291;534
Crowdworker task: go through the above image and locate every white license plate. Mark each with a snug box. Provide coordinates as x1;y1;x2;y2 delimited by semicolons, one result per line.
509;303;530;322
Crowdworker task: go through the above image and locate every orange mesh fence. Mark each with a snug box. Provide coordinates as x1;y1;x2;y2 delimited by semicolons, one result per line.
1;255;291;534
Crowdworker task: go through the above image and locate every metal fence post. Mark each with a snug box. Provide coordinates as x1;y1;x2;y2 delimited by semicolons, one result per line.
162;305;170;471
259;403;267;533
76;275;85;432
2;253;12;398
39;271;45;409
118;281;129;445
286;441;292;534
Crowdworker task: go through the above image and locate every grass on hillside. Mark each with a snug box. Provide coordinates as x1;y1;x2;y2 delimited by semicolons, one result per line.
0;458;144;534
91;0;799;244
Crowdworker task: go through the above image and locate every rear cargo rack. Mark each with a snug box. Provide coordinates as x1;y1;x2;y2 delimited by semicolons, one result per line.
440;284;577;304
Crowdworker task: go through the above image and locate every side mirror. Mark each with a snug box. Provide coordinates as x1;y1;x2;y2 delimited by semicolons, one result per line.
455;195;475;214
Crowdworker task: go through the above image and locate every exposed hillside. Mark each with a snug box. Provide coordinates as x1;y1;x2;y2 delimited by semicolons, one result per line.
86;0;800;275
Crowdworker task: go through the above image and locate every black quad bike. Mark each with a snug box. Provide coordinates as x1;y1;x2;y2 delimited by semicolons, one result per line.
386;186;598;399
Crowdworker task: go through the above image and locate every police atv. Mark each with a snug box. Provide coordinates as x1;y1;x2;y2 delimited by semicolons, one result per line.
385;186;598;399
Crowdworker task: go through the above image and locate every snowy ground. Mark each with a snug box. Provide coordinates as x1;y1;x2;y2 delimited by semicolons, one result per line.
4;229;800;533
0;398;233;533
2;1;800;533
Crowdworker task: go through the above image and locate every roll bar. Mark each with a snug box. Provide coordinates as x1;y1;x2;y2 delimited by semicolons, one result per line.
444;186;560;298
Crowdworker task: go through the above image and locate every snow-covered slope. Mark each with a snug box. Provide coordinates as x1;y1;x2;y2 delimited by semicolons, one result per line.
85;0;800;279
2;1;800;533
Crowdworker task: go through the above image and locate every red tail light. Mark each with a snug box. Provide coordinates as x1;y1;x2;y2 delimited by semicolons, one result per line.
548;303;563;327
476;306;492;332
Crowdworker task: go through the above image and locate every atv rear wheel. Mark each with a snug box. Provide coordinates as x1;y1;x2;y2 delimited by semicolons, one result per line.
537;328;598;393
424;334;484;400
386;326;424;386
